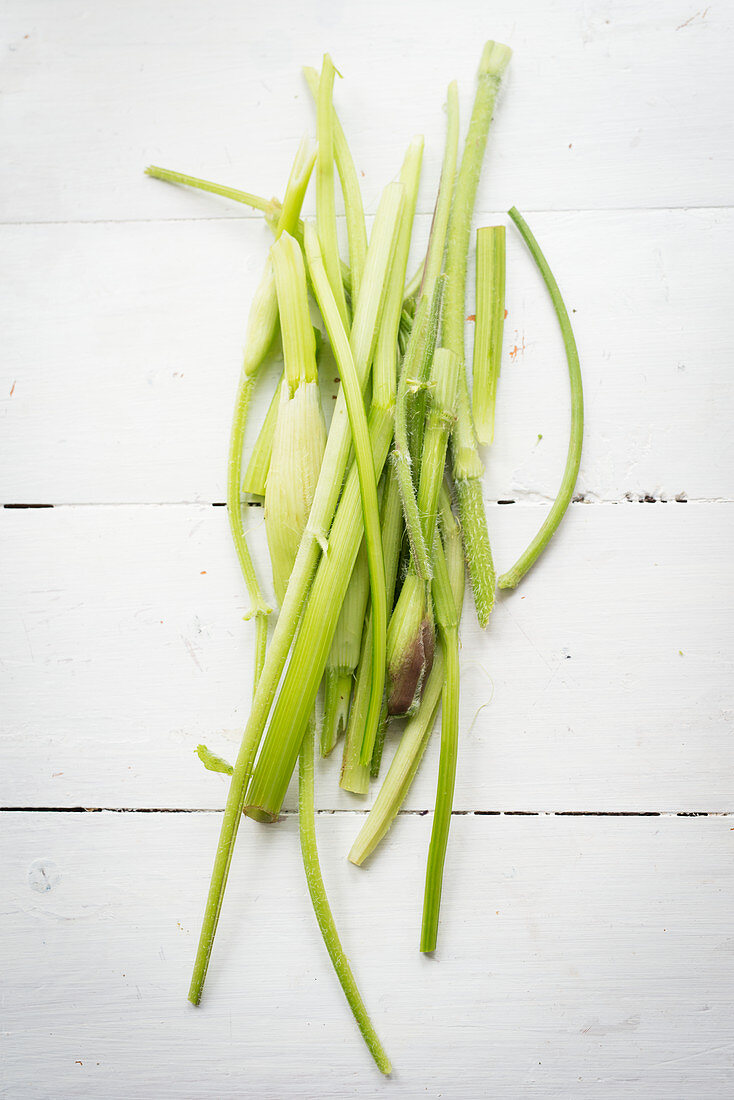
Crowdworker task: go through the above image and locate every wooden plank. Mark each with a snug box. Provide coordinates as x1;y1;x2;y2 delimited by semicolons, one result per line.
1;0;732;224
2;209;733;504
2;503;731;812
3;810;733;1098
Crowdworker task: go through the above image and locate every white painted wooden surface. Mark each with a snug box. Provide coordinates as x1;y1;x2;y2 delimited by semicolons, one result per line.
2;0;733;1096
3;502;733;812
4;813;734;1099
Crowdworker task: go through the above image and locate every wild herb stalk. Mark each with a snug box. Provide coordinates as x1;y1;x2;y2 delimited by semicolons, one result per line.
498;208;583;588
444;40;511;628
472;225;506;445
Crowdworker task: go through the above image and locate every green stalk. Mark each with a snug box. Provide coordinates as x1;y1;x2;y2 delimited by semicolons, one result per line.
339;622;373;794
188;180;403;1007
254;247;370;1070
304;65;368;303
243;141;422;820
353;652;443;863
302;221;387;766
392;82;459;580
391;279;444;584
350;488;464;865
444;41;511;628
321;542;369;757
243;401;396;822
316;55;350;328
145;164;280;225
498;208;584;589
265;233;326;606
369;703;390;778
241;372;281;498
147;158;384;335
298;723;391;1074
416;349;459;554
342;466;404;789
343;137;424;770
349;137;425;766
385;347;458;718
322;669;354;757
227;373;271;690
420;534;461;953
472;226;506;445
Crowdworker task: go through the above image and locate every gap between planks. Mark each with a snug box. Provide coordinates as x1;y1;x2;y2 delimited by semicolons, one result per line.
2;497;722;509
2;807;731;817
2;204;734;228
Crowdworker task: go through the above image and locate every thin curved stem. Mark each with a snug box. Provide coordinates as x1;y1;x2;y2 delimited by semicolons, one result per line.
498;208;584;589
299;724;391;1074
303;65;368;303
226;375;272;688
420;533;460;953
224;138;318;686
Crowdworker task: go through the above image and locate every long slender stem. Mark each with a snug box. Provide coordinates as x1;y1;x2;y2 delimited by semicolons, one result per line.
351;469;404;772
188;183;403;1002
241;371;282;498
392;82;459;580
444;41;511;628
322;542;369;757
420;532;460;953
349;649;444;863
498;208;584;589
419;621;459;951
316;56;350;328
265;235;326;606
304;65;368;303
350;487;465;864
386;344;458;717
392;281;443;583
304;222;388;770
224;138;317;687
298;724;391;1074
244;404;395;821
227;377;271;691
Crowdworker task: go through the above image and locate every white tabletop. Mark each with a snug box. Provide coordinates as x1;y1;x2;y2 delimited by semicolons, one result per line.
2;1;733;1096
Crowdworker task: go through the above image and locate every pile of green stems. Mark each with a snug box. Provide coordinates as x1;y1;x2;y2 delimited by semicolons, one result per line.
146;39;583;1076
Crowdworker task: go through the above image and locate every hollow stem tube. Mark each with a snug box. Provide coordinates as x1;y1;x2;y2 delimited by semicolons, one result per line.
298;723;391;1074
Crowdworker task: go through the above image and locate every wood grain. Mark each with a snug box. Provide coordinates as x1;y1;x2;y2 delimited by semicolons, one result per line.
2;502;731;812
2;1;733;1095
1;0;732;224
2;210;733;504
3;811;733;1099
